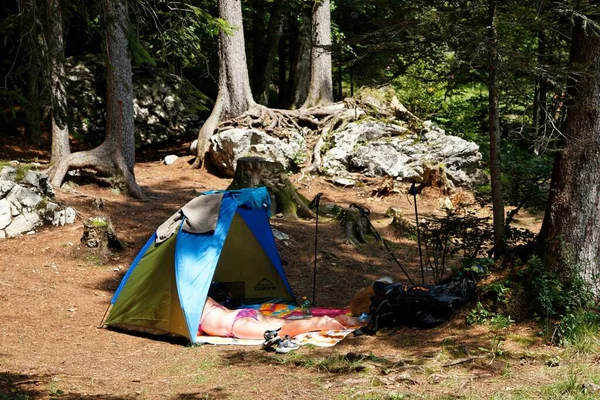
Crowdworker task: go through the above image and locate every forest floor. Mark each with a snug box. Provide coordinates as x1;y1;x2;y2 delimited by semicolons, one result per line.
1;136;599;400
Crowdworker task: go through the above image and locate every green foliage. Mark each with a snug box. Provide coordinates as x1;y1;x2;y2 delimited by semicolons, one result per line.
466;301;492;325
554;310;600;350
527;256;600;348
541;367;600;400
501;141;553;210
130;0;220;70
419;205;493;284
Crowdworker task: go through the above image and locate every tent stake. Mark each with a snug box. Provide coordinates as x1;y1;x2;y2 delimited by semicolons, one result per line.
309;193;323;306
409;181;425;284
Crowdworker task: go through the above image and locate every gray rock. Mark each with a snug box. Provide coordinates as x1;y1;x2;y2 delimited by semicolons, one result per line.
22;171;54;197
208;128;307;177
0;180;15;197
65;207;76;224
0;166;17;182
7;185;42;208
0;198;12;229
5;211;41;237
0;230;5;239
321;120;485;187
163;155;179;165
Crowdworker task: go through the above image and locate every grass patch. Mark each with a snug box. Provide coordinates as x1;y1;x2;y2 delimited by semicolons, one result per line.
276;353;381;374
540;366;600;399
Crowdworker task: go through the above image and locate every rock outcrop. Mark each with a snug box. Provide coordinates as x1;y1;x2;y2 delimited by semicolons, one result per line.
66;54;204;148
0;166;76;238
321;120;487;187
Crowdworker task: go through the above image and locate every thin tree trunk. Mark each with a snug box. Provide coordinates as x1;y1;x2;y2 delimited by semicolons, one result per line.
532;31;549;155
46;0;70;165
289;6;312;109
540;14;600;297
487;0;505;258
24;64;42;147
251;0;266;94
193;0;255;168
302;0;333;109
277;32;288;108
23;0;43;147
255;0;284;106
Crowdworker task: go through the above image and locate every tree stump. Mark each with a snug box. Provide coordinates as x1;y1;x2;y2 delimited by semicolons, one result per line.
417;163;454;196
227;157;314;219
81;216;124;250
337;206;375;246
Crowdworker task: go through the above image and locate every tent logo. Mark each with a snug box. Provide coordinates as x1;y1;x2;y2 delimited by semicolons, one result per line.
254;278;276;292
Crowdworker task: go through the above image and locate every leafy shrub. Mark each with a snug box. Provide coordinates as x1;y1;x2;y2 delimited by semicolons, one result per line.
419;206;493;284
527;256;600;348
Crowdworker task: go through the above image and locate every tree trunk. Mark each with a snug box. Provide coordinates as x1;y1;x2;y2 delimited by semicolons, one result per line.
539;14;600;297
46;0;70;165
487;0;505;258
227;157;314;219
277;32;288;108
254;0;284;106
193;0;256;168
532;30;549;155
24;64;42;147
302;0;333;109
47;0;144;199
288;6;312;109
251;0;266;94
23;0;44;147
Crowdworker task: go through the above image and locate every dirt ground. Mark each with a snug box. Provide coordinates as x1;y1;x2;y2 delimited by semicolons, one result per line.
0;138;595;400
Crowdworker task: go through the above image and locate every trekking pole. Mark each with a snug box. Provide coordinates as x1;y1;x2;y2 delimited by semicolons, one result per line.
309;193;323;306
351;203;415;285
409;181;425;284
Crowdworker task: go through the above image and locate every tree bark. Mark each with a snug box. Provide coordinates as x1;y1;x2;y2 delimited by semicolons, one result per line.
539;14;600;297
302;0;333;109
288;6;312;109
532;30;549;155
193;0;256;168
47;0;144;199
254;0;284;106
23;0;44;147
46;0;70;165
487;0;505;258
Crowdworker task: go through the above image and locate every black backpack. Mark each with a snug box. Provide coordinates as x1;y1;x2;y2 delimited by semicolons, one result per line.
360;276;476;334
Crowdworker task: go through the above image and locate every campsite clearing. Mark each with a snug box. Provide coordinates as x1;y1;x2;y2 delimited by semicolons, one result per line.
1;144;598;400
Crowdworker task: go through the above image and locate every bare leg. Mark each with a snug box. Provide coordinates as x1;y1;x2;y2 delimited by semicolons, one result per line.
231;314;349;340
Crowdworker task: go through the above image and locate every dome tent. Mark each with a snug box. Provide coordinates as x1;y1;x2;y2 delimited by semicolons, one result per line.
103;187;295;344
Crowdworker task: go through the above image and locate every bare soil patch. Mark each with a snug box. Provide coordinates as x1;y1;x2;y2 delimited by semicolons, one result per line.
0;139;590;400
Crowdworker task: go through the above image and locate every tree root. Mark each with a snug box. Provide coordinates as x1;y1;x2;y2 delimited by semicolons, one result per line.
46;143;147;200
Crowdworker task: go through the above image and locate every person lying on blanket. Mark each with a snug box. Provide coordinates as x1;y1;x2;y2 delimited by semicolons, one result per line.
199;296;359;340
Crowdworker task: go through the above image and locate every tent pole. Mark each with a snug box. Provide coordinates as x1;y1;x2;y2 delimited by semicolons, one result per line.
98;303;113;328
310;193;323;306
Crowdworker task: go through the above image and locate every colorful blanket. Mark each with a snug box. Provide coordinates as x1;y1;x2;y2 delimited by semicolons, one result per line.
194;304;355;347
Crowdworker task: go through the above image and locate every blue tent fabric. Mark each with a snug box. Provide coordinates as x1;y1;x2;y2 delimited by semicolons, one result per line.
175;195;238;342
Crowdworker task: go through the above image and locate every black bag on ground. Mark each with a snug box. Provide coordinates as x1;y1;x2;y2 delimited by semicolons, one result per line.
360;276;476;334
